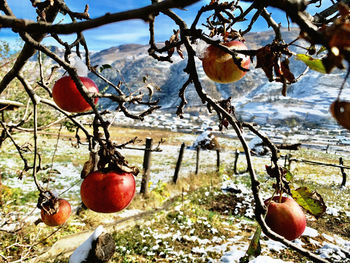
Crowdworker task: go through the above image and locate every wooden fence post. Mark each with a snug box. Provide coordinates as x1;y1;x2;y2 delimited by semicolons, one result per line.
284;154;292;170
326;144;330;154
287;154;292;170
233;149;239;174
195;146;200;175
216;149;220;172
140;138;153;195
173;143;185;184
284;154;288;168
339;157;347;187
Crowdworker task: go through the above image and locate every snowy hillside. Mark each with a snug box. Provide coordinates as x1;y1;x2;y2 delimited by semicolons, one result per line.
83;28;349;128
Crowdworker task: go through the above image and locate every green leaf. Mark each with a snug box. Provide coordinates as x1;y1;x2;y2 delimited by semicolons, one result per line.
240;225;262;263
99;64;112;72
285;169;294;181
291;187;327;218
295;54;327;74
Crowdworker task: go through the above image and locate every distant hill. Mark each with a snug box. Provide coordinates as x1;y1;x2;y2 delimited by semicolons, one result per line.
57;28;350;128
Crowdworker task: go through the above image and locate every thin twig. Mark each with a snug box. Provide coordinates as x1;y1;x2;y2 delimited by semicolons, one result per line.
17;74;44;192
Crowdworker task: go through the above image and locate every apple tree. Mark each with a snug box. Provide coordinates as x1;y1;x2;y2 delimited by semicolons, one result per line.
0;0;349;262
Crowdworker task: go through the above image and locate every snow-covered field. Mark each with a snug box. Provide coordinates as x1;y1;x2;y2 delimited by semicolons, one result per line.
1;130;350;262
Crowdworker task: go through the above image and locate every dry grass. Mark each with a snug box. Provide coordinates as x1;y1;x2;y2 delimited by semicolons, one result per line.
43;125;193;146
1;126;350;262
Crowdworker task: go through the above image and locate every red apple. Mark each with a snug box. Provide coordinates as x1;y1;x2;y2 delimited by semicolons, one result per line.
201;41;250;83
264;196;306;241
41;198;71;226
80;170;136;213
52;76;99;113
330;100;350;131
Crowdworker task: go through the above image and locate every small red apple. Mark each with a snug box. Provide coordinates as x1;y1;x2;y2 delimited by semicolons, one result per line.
264;196;306;241
330;100;350;131
201;41;250;83
41;198;71;226
52;76;99;113
80;170;136;213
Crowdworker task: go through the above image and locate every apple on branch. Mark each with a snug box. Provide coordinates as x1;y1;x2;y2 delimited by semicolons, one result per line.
80;170;136;213
52;76;99;113
52;57;99;113
264;196;306;241
40;198;72;226
201;41;250;83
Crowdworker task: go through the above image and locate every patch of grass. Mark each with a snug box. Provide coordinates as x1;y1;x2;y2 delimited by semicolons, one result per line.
112;186;244;262
1;185;39;207
0;219;86;261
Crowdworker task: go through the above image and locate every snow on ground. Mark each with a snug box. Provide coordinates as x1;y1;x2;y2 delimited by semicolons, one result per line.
69;225;105;263
218;177;350;263
1;131;350;262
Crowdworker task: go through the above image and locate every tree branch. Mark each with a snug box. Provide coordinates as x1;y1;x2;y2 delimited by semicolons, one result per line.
314;0;350;23
0;2;60;95
0;0;200;35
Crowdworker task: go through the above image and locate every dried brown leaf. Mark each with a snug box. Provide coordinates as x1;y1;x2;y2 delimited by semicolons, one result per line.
81;152;98;179
177;46;184;59
338;2;350;17
256;46;275;81
281;58;295;83
329;23;350;49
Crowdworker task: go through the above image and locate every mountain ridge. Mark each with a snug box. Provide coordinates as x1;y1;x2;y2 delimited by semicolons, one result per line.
83;28;348;128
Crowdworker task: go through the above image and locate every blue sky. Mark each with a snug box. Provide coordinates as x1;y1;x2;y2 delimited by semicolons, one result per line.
0;0;333;51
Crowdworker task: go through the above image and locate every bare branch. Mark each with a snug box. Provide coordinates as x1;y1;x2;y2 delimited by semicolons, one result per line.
0;0;201;35
314;0;350;23
17;74;44;193
0;2;60;94
176;78;191;117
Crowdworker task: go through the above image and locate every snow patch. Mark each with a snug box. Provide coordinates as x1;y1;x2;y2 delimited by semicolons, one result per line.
302;226;319;238
249;256;293;263
263;239;287;252
69;225;105;263
326;207;340;216
317;242;348;261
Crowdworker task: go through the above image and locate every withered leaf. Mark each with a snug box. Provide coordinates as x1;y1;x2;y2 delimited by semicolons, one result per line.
281;58;295;83
281;82;287;97
165;40;175;58
177;46;184;59
240;225;262;262
338;2;350;17
256;46;275;81
265;165;279;178
329;23;350;49
81;152;98;179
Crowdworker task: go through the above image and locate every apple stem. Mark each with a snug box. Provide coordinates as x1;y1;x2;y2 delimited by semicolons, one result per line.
265;190;277;213
278;191;283;203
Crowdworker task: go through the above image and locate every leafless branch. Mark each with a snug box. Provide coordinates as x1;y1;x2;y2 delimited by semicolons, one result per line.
0;0;201;36
176;78;191;118
0;1;60;94
314;0;350;23
17;74;44;192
